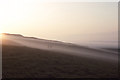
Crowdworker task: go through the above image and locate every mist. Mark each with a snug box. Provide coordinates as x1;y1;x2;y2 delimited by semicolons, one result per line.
3;34;118;63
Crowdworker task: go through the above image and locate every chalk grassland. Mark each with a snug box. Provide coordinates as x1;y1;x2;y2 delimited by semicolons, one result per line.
2;45;118;78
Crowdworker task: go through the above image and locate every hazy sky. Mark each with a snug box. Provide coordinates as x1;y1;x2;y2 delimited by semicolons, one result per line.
0;0;118;46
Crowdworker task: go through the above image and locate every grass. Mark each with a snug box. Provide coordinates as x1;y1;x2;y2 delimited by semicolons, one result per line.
2;45;118;78
103;48;119;52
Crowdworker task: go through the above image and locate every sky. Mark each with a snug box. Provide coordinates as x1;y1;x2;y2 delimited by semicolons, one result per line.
0;0;118;47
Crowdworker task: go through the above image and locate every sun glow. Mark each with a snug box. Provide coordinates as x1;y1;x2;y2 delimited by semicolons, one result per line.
0;33;6;40
0;29;3;34
0;34;2;39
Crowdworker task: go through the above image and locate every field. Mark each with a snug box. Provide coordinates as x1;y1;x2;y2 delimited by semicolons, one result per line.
2;45;118;78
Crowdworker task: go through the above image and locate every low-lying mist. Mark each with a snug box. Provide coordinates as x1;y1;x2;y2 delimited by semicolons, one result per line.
2;34;118;63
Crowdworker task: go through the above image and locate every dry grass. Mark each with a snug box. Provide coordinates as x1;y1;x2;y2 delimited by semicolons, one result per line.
2;45;118;78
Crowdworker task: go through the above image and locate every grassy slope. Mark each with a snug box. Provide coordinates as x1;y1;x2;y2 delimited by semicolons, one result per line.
2;45;118;78
103;48;119;52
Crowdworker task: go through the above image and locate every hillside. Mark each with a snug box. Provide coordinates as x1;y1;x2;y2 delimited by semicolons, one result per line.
1;33;118;78
2;45;118;78
1;33;118;62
